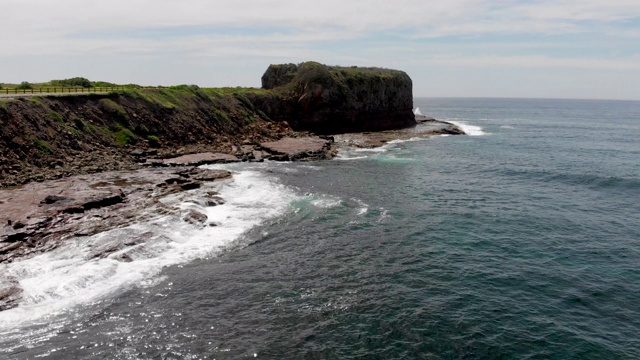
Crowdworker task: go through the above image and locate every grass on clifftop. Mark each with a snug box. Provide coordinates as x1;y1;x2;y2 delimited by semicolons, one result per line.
111;85;214;109
264;61;406;92
204;87;272;97
1;77;140;90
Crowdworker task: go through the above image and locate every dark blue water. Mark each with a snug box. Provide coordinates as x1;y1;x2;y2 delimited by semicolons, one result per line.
2;98;640;359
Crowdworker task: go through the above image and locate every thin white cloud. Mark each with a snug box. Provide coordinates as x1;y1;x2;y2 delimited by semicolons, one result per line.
1;0;639;99
426;54;640;71
2;0;639;46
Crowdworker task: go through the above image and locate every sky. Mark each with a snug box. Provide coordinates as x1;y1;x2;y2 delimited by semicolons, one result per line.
1;0;639;100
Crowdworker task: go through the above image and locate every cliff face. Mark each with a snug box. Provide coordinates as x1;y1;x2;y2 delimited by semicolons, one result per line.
0;87;291;187
0;62;417;187
256;62;416;134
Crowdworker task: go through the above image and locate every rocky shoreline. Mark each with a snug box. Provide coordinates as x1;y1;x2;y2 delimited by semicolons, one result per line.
0;135;336;256
0;166;235;310
0;60;467;312
0;118;464;311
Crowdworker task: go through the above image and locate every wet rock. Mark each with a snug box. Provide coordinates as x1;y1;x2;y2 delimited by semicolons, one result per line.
130;149;158;157
62;206;85;214
183;209;208;225
0;284;22;311
189;169;232;182
252;150;267;162
204;195;225;207
130;149;159;163
41;195;69;205
164;177;190;185
179;181;202;191
333;119;466;149
3;231;30;243
86;232;152;260
0;166;233;267
415;115;437;123
440;126;465;135
155;153;240;167
115;253;134;262
145;159;167;167
81;191;126;211
0;242;23;254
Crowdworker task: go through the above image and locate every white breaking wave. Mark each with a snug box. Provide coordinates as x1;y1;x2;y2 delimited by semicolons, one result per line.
354;147;388;153
413;107;423;116
448;120;487;136
311;198;342;208
334;154;369;161
0;170;299;331
335;136;429;161
352;198;369;215
386;137;424;145
334;147;383;161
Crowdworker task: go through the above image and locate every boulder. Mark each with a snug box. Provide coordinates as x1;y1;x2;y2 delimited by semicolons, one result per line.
0;283;22;311
183;209;208;225
180;169;232;182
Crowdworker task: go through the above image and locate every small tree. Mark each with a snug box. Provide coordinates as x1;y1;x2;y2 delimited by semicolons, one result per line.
17;81;33;90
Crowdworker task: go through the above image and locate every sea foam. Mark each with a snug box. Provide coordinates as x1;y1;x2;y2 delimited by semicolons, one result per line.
0;170;298;331
448;120;487;136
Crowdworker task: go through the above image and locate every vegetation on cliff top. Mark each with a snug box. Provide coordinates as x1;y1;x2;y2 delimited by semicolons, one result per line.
1;77;140;90
262;61;408;90
0;62;414;185
0;83;296;187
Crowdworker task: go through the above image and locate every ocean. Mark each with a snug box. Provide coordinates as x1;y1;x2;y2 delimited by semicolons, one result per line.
1;97;639;359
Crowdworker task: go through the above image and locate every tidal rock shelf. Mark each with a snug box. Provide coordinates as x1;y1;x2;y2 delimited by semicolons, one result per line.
334;119;465;149
0;167;232;264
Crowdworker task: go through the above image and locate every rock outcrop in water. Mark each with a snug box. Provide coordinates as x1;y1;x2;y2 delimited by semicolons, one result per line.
255;62;416;134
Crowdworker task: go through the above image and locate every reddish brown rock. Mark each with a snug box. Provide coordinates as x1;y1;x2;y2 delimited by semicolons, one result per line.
259;136;334;161
0;166;233;265
155;153;240;167
175;168;233;182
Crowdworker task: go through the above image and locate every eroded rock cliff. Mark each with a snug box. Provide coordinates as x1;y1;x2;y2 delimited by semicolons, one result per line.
0;62;418;187
256;61;416;134
0;87;294;187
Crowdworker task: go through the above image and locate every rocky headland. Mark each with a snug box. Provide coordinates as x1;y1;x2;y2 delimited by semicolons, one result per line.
255;62;416;133
0;62;464;310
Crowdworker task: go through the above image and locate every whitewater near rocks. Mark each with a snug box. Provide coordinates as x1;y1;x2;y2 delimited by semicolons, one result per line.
4;97;638;358
0;117;465;318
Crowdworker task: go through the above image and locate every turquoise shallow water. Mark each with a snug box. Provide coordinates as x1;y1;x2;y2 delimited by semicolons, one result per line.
2;98;640;359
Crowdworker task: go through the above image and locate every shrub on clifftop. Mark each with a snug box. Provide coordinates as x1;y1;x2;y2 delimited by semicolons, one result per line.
51;77;93;88
17;82;33;90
